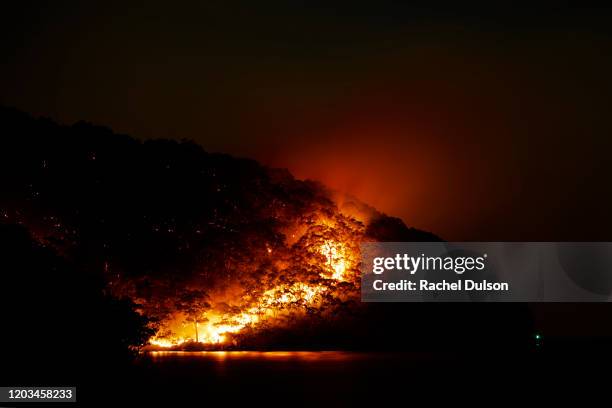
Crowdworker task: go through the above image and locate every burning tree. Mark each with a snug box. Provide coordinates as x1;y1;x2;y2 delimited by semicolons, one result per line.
0;107;442;350
175;289;211;343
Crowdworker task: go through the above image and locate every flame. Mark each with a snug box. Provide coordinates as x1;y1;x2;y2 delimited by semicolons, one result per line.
319;240;347;280
150;338;176;348
149;281;330;346
146;218;363;348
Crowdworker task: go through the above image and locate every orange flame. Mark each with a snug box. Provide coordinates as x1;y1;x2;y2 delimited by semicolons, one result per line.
147;213;363;348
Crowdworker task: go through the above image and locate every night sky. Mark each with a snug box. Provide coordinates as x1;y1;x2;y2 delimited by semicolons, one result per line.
3;2;612;240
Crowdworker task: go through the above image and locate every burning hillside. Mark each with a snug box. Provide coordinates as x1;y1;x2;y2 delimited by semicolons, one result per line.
142;217;365;348
0;107;444;350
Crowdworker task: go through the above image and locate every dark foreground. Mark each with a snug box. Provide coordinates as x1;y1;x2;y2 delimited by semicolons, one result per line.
68;347;609;406
2;346;611;406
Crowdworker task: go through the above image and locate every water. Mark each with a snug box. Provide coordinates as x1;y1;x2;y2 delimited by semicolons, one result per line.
86;350;582;405
131;351;454;405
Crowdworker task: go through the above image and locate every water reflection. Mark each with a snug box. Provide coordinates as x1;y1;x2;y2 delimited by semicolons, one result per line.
135;350;440;405
148;350;369;362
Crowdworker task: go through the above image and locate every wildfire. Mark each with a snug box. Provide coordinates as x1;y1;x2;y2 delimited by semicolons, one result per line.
319;240;347;280
149;280;331;347
146;214;364;349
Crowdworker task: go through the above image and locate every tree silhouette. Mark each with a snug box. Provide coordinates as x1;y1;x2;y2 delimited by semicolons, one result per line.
0;106;534;353
176;289;211;342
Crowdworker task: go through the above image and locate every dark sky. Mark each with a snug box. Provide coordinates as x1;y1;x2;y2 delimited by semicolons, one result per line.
3;2;612;240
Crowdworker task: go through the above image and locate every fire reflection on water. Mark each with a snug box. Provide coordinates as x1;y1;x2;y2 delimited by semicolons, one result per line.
147;350;369;362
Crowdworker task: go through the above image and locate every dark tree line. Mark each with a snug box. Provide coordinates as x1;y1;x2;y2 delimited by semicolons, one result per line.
0;106;534;364
0;223;154;388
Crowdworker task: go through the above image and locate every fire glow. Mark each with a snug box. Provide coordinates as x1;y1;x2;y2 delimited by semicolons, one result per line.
147;226;362;348
150;281;328;346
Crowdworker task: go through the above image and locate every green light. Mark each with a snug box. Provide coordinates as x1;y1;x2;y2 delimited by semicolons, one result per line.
535;334;541;340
